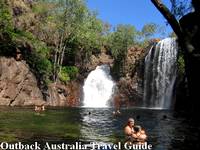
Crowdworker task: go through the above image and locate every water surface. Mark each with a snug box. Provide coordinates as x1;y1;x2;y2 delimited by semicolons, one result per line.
0;107;199;150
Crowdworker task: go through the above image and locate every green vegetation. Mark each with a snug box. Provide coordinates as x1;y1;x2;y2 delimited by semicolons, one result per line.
109;25;136;60
0;0;164;85
59;66;79;83
177;53;185;78
0;0;15;54
0;0;13;34
108;25;136;78
137;23;167;47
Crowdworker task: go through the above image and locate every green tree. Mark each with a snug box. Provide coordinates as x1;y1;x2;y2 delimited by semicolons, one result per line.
109;24;136;78
137;23;167;47
141;23;158;38
32;0;89;82
0;0;14;54
110;25;136;59
72;11;104;65
0;0;13;33
32;0;105;82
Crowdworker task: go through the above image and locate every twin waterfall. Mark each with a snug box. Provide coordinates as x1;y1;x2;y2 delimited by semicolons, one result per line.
83;65;115;108
143;38;178;109
83;38;178;109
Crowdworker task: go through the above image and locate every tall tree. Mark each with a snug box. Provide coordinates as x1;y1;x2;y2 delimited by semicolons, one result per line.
109;24;136;79
151;0;200;114
53;0;88;82
34;0;88;82
72;11;104;67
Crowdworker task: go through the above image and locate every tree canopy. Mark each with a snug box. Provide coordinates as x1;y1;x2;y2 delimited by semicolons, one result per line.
170;0;192;18
0;0;163;84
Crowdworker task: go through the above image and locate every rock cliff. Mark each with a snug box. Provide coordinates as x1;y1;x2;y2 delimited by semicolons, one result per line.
114;46;148;107
0;56;44;106
0;56;81;107
46;82;80;107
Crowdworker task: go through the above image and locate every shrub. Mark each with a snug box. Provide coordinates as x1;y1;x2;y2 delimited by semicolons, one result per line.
59;66;79;83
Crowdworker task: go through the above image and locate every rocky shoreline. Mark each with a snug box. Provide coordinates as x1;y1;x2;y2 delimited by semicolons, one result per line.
0;44;147;107
0;56;80;107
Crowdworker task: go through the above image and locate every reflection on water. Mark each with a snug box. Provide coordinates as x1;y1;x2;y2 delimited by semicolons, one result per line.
0;107;199;150
80;108;116;143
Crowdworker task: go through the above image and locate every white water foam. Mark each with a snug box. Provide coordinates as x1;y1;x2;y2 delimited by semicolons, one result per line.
143;38;178;109
83;65;115;108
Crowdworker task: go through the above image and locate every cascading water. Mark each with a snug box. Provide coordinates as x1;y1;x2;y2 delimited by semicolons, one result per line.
143;38;178;109
83;65;115;108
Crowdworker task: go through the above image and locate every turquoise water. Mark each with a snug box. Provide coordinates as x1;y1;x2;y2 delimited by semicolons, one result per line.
0;107;199;150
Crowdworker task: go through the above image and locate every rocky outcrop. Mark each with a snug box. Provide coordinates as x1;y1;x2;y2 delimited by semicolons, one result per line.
0;56;81;107
0;56;44;106
115;46;147;107
46;82;80;107
86;49;114;71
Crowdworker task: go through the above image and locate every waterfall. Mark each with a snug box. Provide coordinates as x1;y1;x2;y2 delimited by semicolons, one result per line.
143;38;178;109
83;65;115;108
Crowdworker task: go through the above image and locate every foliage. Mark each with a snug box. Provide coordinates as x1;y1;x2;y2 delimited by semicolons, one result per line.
141;23;158;38
0;0;15;54
136;23;167;47
107;24;136;78
59;68;70;83
59;66;79;83
72;11;104;61
12;29;52;84
170;0;192;19
0;0;13;33
78;13;104;52
64;66;79;80
1;0;171;85
177;53;185;77
31;0;105;81
109;24;136;60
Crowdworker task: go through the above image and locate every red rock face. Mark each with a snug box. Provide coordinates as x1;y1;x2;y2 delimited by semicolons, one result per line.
114;46;146;107
46;82;80;107
150;38;161;44
66;82;81;107
0;56;82;107
0;57;44;106
86;49;114;71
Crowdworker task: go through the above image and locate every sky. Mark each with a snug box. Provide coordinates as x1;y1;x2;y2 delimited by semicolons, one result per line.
86;0;173;36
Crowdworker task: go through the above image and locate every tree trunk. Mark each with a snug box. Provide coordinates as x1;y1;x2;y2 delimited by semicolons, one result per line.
151;0;182;37
151;0;200;115
53;34;65;82
53;47;59;82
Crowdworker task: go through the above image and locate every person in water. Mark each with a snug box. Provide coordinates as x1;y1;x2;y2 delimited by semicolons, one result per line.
132;125;147;143
124;118;147;143
124;118;135;142
34;105;45;114
113;109;121;116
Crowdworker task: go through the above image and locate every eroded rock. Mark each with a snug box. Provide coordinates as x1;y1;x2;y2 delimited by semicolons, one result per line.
46;82;80;107
0;56;44;106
